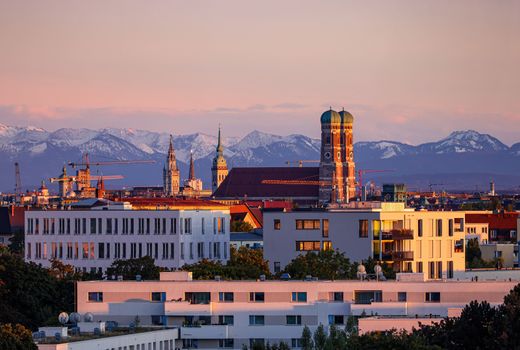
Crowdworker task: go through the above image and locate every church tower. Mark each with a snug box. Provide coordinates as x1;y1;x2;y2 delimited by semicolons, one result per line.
163;135;180;196
211;126;228;193
339;109;356;200
319;109;345;204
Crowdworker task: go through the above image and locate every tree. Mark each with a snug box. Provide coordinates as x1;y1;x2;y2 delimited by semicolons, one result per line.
313;324;328;350
8;229;24;255
226;246;270;279
106;256;161;280
465;238;495;269
0;324;37;350
499;283;520;348
0;251;74;329
325;324;347;350
181;259;226;280
230;220;254;232
282;250;355;280
301;325;314;350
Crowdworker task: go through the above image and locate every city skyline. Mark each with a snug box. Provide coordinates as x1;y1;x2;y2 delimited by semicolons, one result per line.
0;1;519;144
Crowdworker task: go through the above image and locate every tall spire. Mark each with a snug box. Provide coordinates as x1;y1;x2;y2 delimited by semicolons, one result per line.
216;124;223;154
188;151;195;180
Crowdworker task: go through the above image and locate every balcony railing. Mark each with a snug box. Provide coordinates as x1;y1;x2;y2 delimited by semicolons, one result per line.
392;251;414;261
379;229;414;240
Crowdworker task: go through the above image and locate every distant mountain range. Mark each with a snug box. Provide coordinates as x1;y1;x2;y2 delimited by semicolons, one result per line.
1;123;519;193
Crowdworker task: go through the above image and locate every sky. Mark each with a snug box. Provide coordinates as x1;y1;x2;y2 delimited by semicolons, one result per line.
0;0;519;144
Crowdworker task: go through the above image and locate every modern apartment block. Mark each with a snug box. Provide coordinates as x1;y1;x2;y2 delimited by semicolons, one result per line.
25;200;230;273
76;271;518;349
263;202;466;280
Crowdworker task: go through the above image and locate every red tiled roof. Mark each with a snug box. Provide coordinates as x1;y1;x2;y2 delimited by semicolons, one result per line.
213;167;319;199
465;212;518;230
116;197;228;209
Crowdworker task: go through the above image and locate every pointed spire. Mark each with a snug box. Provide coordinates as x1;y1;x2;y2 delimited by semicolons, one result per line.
168;134;174;153
216;124;223;154
188;151;195;180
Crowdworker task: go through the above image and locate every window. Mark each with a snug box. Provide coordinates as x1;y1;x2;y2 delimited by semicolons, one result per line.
219;339;234;348
170;218;177;234
151;292;166;302
322;219;329;237
455;218;464;232
219;292;234;302
454;239;464;253
295;219;321;230
332;292;344;302
274;219;281;230
274;262;281;273
185;292;211;304
184;218;192;234
448;219;454;236
98;243;105;259
354;290;382;304
429;261;435;279
292;292;307;302
249;315;265;325
286;315;302;325
218;315;234;325
398;292;407;302
416;261;423;273
250;292;265;302
328;315;344;325
88;292;103;302
425;292;441;302
322;241;333;251
295;241;321;251
436;219;443;236
418;219;423;237
90;218;96;234
437;261;443;279
447;261;454;279
359;220;368;238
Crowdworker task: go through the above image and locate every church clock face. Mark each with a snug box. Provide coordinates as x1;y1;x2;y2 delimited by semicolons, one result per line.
324;151;331;159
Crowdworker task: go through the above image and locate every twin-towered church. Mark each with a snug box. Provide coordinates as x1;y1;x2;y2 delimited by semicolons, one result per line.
164;108;356;205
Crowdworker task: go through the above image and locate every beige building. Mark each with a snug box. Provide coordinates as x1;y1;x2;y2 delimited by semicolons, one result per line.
465;222;489;243
263;202;466;280
480;243;518;268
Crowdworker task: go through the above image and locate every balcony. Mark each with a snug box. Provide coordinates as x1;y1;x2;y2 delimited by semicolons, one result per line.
181;325;229;339
380;229;414;240
351;302;407;316
392;251;414;261
164;301;212;316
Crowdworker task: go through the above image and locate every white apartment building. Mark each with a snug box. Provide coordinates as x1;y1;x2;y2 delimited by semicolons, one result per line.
25;200;230;273
263;202;466;280
76;271;518;349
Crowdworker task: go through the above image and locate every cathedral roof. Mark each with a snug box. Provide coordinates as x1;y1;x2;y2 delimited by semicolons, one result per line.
213;167;319;199
339;109;354;124
320;109;341;124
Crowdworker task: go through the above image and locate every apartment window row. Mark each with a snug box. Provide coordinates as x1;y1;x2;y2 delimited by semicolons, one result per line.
295;240;332;251
26;216;220;236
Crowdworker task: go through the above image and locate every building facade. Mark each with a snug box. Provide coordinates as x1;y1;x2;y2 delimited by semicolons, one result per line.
76;272;518;349
24;201;230;273
263;202;466;279
212;126;228;194
163;135;180;196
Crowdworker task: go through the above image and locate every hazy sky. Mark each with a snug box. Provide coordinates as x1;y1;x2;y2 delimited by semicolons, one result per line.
0;1;519;144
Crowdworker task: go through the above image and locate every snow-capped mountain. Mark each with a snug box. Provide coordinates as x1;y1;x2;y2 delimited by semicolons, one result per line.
0;125;519;192
418;130;509;154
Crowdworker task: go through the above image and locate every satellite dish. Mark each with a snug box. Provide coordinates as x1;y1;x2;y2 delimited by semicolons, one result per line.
84;312;94;322
58;312;69;325
357;264;366;273
374;265;383;275
70;312;81;323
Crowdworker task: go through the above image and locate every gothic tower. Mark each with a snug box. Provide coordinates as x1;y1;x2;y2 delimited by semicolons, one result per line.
188;151;195;181
339;109;356;200
211;126;228;194
163;135;180;196
319;109;345;204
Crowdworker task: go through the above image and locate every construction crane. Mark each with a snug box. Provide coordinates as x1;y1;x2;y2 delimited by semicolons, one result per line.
357;169;394;197
67;153;155;191
285;160;320;167
14;162;22;195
